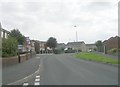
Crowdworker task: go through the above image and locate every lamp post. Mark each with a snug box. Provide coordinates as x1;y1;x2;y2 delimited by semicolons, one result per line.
74;25;78;42
74;25;78;53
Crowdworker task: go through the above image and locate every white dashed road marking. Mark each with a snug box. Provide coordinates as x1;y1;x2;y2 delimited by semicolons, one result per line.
22;63;41;86
35;78;40;82
34;75;40;85
36;75;40;78
23;82;29;86
34;82;40;85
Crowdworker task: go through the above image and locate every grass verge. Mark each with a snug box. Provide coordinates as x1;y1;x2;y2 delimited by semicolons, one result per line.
75;52;119;64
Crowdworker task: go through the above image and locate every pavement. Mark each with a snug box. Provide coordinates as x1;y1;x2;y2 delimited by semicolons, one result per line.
2;53;118;85
2;55;41;85
93;51;118;60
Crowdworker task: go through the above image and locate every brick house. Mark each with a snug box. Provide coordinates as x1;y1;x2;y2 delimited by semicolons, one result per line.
103;36;120;52
34;40;52;54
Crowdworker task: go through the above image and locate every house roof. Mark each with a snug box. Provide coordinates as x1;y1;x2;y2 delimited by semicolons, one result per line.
33;40;46;43
103;36;120;45
67;41;85;46
57;43;65;45
67;41;84;44
86;44;96;46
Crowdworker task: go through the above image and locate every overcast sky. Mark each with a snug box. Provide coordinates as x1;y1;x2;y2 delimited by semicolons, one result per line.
0;0;119;44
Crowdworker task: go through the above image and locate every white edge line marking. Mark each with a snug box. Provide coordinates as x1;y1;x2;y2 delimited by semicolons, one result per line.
8;56;41;85
8;66;40;85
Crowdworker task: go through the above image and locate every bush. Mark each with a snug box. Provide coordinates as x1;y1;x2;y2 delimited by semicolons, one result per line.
65;49;76;53
53;49;62;54
107;48;119;55
2;36;18;57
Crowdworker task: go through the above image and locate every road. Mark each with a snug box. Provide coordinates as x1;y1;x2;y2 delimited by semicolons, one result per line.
25;53;118;85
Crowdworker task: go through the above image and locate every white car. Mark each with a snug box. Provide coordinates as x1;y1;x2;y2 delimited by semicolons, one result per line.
88;50;92;52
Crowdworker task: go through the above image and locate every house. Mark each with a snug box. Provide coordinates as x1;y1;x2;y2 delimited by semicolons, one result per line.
30;40;35;52
34;40;40;54
103;36;120;52
34;40;52;54
39;41;47;51
0;22;10;39
56;43;66;50
66;41;87;52
86;44;97;52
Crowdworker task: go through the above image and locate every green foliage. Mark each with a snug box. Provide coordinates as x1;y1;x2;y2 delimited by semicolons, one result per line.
65;48;76;53
61;47;65;51
75;52;119;64
46;37;57;49
53;49;62;54
95;40;103;47
9;29;25;45
2;36;18;57
107;48;120;54
95;40;104;52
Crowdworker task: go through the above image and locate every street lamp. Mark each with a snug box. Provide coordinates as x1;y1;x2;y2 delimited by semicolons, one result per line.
74;25;78;42
74;25;78;53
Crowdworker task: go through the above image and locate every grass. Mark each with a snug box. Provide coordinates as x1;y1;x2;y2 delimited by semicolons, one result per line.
75;52;119;64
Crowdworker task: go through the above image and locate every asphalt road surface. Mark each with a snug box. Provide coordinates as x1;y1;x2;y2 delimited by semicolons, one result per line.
27;53;118;85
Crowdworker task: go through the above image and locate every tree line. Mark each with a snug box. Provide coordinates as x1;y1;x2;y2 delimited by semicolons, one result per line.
2;29;58;57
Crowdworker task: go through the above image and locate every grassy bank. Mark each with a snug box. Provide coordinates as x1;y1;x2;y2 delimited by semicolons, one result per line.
75;52;119;64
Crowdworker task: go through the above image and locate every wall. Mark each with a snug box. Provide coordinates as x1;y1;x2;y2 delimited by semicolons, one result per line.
80;43;87;52
2;56;19;67
2;52;36;67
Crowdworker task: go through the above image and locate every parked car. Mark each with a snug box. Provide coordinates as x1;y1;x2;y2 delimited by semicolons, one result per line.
87;49;92;52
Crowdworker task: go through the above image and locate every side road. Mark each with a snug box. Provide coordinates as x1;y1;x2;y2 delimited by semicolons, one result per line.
2;54;40;85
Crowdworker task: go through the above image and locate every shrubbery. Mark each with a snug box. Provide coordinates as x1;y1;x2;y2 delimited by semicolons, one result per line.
53;49;62;54
65;48;76;53
107;48;120;55
2;36;18;57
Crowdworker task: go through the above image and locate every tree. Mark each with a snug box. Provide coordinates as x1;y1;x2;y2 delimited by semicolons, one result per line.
95;40;104;52
46;37;57;50
9;29;25;45
2;36;18;57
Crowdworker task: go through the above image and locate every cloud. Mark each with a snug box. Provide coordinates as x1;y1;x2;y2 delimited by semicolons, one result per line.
0;0;118;44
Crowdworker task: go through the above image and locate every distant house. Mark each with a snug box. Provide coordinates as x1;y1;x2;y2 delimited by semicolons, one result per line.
86;44;97;52
103;36;120;51
39;41;47;51
34;40;52;54
66;41;87;52
0;22;10;39
30;40;35;52
34;40;40;54
56;43;66;50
